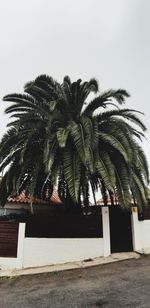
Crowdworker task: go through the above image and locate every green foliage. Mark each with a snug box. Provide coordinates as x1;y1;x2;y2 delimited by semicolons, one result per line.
0;75;149;209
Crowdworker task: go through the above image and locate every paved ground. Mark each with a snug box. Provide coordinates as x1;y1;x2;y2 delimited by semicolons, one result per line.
0;252;139;277
0;256;150;308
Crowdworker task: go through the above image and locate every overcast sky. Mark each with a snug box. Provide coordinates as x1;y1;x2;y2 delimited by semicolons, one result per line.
0;0;150;161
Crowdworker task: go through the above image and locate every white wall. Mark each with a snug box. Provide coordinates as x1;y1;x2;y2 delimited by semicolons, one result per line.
141;220;150;253
132;207;150;254
0;257;19;270
23;238;104;268
0;206;111;270
23;206;110;268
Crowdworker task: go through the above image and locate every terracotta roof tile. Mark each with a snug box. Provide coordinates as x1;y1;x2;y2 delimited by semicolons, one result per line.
7;189;62;205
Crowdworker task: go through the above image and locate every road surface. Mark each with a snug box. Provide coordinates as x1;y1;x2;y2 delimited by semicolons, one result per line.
0;256;150;307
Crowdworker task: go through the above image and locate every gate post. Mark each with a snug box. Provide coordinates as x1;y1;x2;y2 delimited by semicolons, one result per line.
102;206;111;256
16;223;26;268
131;207;143;252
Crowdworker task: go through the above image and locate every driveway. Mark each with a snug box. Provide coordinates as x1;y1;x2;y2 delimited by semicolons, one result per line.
0;256;150;307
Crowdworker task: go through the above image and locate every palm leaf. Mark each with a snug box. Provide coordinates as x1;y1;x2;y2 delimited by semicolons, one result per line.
99;132;129;162
56;128;69;148
94;151;115;192
63;148;81;202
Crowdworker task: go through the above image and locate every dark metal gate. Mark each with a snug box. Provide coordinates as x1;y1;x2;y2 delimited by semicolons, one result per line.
109;207;133;253
25;206;103;238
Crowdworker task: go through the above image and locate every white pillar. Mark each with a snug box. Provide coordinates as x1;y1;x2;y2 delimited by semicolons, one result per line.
102;206;111;256
16;222;26;268
131;207;143;252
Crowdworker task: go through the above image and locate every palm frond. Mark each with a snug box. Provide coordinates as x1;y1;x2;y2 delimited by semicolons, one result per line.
63;148;81;202
94;151;115;192
83;89;130;116
56;128;69;148
99;132;129;162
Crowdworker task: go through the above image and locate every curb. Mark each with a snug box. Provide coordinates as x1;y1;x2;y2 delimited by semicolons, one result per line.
0;252;140;278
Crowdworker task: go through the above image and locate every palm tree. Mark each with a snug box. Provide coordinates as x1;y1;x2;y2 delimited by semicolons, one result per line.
0;75;149;211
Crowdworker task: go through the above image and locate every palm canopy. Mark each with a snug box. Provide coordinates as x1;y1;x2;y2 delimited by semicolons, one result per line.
0;75;149;210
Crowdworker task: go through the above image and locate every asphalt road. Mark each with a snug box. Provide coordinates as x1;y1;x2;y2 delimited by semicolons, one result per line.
0;256;150;308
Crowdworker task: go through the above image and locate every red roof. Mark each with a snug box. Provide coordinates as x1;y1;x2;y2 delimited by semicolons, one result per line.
7;189;62;205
